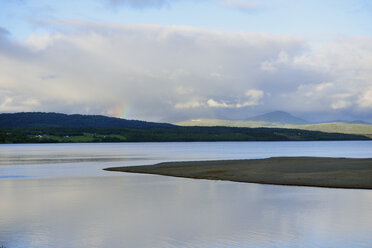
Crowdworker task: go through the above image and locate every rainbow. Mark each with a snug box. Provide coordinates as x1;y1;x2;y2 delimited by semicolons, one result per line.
109;102;131;119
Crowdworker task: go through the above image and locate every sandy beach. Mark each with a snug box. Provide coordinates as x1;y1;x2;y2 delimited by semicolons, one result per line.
104;157;372;189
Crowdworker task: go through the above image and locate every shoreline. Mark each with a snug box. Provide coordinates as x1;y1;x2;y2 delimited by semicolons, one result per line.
104;157;372;189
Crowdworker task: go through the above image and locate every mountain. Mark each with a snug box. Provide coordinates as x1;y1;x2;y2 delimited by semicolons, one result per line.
0;112;174;128
329;120;370;125
246;111;310;125
175;119;272;128
348;120;370;124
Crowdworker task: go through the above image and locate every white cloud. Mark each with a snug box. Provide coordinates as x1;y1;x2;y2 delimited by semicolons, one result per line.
104;0;170;8
260;61;277;72
0;91;40;112
207;89;263;108
175;86;194;95
220;0;262;12
357;87;372;109
22;98;40;106
331;100;351;110
260;51;289;71
315;82;333;92
237;89;263;107
288;35;372;115
0;22;371;121
25;34;59;51
207;99;233;108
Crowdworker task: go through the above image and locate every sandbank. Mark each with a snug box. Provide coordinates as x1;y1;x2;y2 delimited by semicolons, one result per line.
104;157;372;189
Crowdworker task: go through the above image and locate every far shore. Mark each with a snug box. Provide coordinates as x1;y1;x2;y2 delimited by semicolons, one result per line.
104;157;372;189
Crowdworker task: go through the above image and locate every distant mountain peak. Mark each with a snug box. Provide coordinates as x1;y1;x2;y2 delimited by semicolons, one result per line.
247;111;309;125
329;120;371;125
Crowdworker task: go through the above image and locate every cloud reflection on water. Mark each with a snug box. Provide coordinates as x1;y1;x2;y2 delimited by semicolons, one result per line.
0;174;371;248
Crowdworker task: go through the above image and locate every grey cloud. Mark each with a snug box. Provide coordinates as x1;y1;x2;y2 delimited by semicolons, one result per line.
0;26;35;59
41;74;58;80
0;23;371;122
0;27;10;37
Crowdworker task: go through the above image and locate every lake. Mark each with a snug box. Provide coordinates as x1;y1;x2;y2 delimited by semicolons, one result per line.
0;141;371;248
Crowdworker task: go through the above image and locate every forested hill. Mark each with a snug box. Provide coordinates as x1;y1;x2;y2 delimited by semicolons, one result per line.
0;112;174;128
0;112;370;143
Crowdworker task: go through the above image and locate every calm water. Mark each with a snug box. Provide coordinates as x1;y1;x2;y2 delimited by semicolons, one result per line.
0;141;371;248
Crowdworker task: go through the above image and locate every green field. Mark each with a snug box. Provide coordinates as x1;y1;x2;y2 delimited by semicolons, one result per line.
175;119;372;138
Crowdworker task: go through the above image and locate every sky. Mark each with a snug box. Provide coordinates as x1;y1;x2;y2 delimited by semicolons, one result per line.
0;0;371;122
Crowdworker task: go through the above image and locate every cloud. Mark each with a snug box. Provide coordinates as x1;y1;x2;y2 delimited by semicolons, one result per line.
104;0;171;8
220;0;262;13
290;36;372;114
207;99;233;108
0;22;371;122
315;82;333;92
0;27;10;37
0;90;41;112
175;100;204;109
176;88;264;110
260;51;289;71
175;88;264;110
207;89;264;108
237;89;264;107
358;87;372;109
331;100;352;110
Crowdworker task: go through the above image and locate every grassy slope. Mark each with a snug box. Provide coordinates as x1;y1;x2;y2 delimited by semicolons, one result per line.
175;120;372;138
288;123;372;138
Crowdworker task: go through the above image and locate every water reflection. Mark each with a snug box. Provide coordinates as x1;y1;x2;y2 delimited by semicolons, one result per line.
0;142;372;247
1;175;371;248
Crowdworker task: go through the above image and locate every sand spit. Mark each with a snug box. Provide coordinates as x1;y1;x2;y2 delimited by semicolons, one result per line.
104;157;372;189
